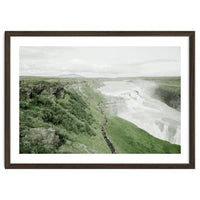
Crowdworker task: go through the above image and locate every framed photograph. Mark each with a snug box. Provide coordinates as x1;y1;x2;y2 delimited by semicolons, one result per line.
5;31;195;169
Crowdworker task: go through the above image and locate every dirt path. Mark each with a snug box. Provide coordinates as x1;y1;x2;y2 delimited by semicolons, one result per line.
98;103;116;154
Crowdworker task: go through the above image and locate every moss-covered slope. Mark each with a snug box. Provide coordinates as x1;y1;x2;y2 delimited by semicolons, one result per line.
19;77;180;154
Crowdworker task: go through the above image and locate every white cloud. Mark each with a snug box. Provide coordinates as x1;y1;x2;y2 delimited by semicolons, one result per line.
20;46;180;77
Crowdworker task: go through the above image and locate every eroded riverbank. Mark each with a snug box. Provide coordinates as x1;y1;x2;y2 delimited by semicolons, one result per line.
98;79;180;145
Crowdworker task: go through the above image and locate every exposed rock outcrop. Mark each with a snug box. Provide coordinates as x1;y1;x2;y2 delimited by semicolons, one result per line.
21;127;60;149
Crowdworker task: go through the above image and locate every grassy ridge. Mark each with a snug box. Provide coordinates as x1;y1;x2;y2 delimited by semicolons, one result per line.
105;116;180;153
19;77;180;154
145;77;181;111
20;78;110;153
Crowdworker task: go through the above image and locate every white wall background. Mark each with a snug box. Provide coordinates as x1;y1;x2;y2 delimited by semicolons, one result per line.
0;0;199;200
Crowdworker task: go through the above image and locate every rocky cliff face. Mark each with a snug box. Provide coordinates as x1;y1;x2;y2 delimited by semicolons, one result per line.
20;80;68;101
21;128;60;153
19;78;96;154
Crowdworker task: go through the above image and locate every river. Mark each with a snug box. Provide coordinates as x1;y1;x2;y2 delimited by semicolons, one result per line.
98;80;180;145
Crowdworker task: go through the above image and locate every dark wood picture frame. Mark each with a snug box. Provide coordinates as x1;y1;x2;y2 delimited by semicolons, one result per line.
5;31;195;169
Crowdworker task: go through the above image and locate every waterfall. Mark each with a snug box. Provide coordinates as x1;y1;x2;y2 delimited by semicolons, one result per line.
98;80;180;145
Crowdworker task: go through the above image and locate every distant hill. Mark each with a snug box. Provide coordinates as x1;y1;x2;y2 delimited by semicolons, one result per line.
58;74;83;78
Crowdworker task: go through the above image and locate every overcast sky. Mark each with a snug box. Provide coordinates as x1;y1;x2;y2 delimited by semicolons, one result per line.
20;46;180;77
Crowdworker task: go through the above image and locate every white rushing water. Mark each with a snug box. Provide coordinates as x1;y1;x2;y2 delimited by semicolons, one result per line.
98;80;180;145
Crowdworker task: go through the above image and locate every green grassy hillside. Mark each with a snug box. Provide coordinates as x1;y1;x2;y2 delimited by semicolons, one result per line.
145;77;181;111
19;77;180;154
105;116;180;153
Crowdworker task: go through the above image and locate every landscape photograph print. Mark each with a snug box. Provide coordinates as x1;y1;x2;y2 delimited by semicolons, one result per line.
19;46;181;154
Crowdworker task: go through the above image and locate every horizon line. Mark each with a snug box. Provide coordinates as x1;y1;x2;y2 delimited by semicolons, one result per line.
20;75;181;78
